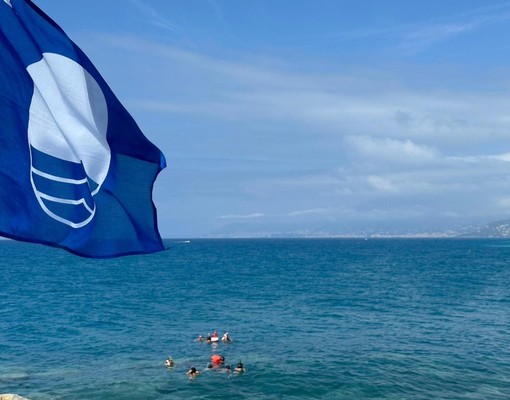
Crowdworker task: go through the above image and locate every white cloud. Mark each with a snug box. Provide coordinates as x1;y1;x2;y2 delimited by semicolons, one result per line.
447;152;510;164
87;32;510;235
218;213;265;219
346;136;439;164
400;3;510;53
367;175;398;193
301;3;510;55
128;0;182;34
399;22;478;54
489;153;510;162
285;208;330;217
496;197;510;209
98;34;510;150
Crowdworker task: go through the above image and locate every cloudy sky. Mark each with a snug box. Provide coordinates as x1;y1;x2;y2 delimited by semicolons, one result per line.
35;0;510;237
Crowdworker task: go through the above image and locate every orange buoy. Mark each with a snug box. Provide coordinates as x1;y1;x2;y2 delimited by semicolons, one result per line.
211;354;222;364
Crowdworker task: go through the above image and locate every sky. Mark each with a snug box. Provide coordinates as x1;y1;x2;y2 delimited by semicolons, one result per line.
34;0;510;238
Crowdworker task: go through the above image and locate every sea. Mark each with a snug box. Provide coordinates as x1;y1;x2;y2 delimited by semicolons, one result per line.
1;238;510;399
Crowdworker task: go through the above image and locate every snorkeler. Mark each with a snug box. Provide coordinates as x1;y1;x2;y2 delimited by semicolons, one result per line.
234;361;245;373
164;356;174;367
186;366;200;378
221;332;231;342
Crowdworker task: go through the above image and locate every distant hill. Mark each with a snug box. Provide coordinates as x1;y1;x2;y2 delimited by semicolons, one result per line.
460;219;510;238
205;217;510;239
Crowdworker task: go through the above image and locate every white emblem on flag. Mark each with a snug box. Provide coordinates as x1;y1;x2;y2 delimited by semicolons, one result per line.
3;0;12;7
27;53;111;228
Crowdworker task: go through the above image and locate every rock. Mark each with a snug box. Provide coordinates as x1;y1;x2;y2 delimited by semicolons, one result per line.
0;394;30;400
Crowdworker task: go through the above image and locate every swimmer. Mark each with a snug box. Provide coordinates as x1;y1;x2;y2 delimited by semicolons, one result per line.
221;332;231;342
234;361;245;373
209;330;220;343
186;366;200;378
164;356;174;367
216;364;231;374
196;335;204;342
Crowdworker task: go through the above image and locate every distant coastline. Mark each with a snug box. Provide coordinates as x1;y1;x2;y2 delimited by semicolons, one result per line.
170;218;510;240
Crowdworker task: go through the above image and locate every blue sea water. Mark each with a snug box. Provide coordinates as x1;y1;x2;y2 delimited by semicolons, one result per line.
1;238;510;399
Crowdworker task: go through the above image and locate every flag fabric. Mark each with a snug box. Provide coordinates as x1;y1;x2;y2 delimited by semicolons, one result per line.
0;0;167;258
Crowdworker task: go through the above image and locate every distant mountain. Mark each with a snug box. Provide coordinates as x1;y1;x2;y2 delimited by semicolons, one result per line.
460;219;510;238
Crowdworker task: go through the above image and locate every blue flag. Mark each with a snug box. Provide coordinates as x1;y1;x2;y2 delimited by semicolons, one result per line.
0;0;166;257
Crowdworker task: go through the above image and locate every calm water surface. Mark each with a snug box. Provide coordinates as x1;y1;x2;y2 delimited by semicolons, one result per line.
1;239;510;399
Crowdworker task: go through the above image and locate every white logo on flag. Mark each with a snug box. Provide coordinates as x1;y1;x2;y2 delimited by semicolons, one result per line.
3;0;12;7
27;53;111;228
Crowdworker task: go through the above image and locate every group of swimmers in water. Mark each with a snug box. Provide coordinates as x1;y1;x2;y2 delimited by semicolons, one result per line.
196;330;231;343
164;330;244;379
186;356;245;378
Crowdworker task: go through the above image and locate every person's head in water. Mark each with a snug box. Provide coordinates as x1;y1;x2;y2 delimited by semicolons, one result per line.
235;361;245;373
